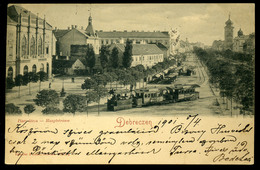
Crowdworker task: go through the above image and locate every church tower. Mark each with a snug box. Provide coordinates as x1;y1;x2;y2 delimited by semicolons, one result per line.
224;13;234;50
85;13;95;36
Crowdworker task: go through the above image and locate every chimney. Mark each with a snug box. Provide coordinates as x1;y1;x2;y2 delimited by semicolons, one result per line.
71;25;74;29
75;25;78;29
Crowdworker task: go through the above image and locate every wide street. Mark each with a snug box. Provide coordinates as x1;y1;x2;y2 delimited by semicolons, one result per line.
6;53;247;117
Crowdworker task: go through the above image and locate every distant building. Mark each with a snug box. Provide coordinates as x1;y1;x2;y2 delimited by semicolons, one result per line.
52;57;86;75
212;40;224;51
211;14;255;54
53;15;100;57
233;29;255;54
224;14;234;50
6;5;56;79
109;43;164;69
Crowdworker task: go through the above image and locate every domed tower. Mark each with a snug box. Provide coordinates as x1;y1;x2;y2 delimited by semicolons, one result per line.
238;28;244;37
224;13;234;50
85;14;95;36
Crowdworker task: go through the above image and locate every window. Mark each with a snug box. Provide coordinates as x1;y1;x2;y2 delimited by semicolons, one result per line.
23;65;28;75
46;46;49;54
32;65;37;73
21;36;27;57
38;37;42;55
7;67;13;79
30;37;36;56
145;94;147;98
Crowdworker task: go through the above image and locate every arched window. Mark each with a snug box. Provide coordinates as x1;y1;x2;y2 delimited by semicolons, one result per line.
30;37;36;56
38;37;42;55
23;65;28;75
32;65;37;73
21;36;27;56
7;67;13;79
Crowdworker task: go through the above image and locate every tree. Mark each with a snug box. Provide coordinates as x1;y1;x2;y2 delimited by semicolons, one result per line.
5;103;22;115
92;74;108;87
14;74;23;97
63;94;86;114
6;77;15;90
93;85;108;116
34;89;60;110
110;47;120;69
99;45;110;71
85;44;96;74
85;90;99;116
107;71;118;89
122;39;133;68
81;78;97;90
27;72;38;94
24;104;36;115
37;71;47;91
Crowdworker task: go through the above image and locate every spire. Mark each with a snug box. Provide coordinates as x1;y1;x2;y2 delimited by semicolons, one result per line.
225;12;233;25
85;9;95;36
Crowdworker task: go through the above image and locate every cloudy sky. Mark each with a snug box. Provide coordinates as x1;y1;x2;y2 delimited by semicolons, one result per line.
17;3;255;45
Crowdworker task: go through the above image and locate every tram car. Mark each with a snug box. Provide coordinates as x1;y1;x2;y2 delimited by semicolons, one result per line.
107;89;133;111
107;84;200;111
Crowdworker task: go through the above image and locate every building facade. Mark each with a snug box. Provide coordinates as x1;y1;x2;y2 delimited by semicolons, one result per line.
110;43;164;69
6;5;56;79
53;16;100;57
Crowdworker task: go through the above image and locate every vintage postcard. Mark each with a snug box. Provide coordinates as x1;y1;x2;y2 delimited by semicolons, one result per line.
5;3;254;164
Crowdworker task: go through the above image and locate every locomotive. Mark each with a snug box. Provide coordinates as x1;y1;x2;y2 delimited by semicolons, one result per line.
107;84;200;111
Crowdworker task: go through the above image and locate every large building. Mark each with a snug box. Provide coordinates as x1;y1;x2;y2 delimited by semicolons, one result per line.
212;14;255;53
6;5;56;79
53;15;100;57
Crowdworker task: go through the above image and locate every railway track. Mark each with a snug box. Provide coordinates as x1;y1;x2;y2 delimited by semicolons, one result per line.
194;54;206;85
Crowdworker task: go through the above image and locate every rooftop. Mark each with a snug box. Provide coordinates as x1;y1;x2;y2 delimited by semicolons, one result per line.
111;43;164;55
7;5;52;29
97;31;169;39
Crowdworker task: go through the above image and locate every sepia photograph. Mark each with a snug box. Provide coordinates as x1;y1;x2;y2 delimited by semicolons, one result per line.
5;3;255;164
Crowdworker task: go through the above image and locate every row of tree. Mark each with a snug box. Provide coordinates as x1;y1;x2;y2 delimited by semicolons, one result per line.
85;39;133;74
6;71;48;97
194;47;254;112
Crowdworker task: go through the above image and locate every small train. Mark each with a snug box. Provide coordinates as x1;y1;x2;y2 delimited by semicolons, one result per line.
107;84;200;111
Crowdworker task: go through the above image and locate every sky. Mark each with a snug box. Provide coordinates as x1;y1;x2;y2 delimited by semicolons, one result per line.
16;3;255;46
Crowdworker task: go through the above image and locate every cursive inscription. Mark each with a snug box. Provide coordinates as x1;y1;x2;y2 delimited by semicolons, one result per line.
6;115;254;164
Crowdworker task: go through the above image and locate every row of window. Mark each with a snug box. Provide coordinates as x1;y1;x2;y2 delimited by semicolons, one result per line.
133;55;163;62
178;89;195;94
7;63;49;79
101;39;169;45
21;36;43;56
